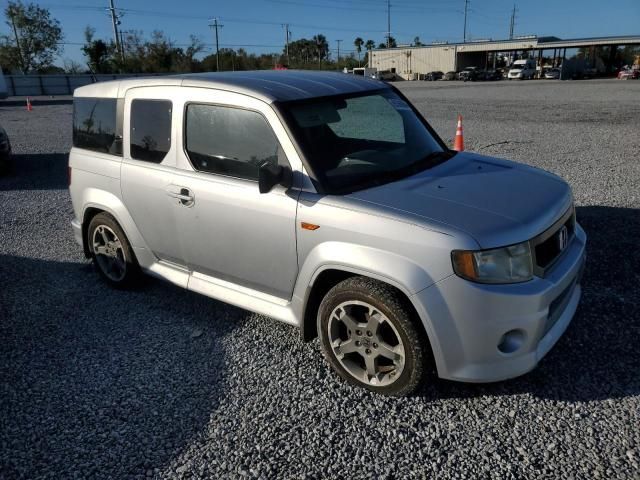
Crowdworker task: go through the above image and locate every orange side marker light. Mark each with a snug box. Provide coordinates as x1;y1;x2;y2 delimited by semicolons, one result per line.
301;222;320;231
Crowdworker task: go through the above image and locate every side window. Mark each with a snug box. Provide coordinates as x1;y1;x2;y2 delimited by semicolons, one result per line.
185;104;284;181
73;97;121;155
130;99;172;163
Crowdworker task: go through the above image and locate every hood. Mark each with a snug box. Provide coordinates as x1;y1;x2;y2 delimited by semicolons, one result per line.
347;152;573;248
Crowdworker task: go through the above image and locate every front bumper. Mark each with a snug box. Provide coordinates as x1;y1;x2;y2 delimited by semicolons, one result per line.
411;223;587;383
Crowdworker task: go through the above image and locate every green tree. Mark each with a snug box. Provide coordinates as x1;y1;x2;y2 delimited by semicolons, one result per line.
414;36;423;47
378;36;397;49
81;26;114;74
354;37;364;65
0;1;63;73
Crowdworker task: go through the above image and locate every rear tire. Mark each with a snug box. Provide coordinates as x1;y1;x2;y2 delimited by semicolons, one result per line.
317;277;427;396
87;212;141;288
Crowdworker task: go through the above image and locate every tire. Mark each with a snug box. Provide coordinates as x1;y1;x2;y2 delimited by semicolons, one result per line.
317;276;427;396
87;212;141;288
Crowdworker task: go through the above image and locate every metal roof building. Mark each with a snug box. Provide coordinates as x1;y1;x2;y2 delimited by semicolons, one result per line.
369;35;640;79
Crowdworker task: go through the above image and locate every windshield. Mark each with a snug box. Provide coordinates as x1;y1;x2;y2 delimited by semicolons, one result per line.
278;90;449;193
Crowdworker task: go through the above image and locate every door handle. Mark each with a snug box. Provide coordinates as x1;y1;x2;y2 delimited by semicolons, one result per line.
166;187;194;205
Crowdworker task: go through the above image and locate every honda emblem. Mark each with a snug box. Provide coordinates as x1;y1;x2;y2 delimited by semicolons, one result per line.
558;226;569;251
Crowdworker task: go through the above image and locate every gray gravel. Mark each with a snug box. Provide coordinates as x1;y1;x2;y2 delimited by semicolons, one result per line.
1;79;639;479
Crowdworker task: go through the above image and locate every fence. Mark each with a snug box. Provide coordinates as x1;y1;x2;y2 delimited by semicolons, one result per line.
3;73;162;97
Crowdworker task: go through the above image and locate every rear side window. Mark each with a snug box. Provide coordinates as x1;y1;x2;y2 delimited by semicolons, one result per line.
130;99;172;163
185;104;283;181
73;98;120;155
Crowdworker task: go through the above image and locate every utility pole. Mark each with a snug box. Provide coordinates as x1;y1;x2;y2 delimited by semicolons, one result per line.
108;0;124;64
283;24;291;65
463;0;469;43
209;18;224;72
8;8;25;73
509;4;516;40
386;0;391;48
336;39;342;69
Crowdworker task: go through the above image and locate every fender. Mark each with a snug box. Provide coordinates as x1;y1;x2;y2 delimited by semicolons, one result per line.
81;187;156;268
292;241;448;342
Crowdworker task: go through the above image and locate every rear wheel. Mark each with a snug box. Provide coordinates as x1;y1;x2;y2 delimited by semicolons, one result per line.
88;212;141;288
318;277;427;396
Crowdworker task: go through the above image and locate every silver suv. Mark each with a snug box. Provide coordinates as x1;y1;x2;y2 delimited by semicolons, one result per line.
69;71;586;396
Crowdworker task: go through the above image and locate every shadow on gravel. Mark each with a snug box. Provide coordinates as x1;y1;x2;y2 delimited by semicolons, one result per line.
416;205;640;403
0;153;68;190
0;254;240;478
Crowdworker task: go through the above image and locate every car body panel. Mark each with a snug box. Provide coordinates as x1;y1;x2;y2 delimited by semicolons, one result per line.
347;152;573;249
68;72;586;384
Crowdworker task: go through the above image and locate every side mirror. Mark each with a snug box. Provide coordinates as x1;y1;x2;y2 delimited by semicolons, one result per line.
258;163;292;194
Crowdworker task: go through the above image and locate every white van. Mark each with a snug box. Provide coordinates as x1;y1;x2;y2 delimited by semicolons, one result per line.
508;59;536;80
0;68;8;99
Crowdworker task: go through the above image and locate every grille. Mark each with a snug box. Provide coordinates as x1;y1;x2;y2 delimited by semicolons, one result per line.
531;207;576;276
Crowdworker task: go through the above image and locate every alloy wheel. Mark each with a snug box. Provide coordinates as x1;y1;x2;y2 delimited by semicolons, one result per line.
327;300;406;387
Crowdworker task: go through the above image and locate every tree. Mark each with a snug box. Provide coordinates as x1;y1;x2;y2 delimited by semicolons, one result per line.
354;37;364;65
414;36;423;47
82;27;114;74
378;37;397;49
365;39;375;51
0;1;63;73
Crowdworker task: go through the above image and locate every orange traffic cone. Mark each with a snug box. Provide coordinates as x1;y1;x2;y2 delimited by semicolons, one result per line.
453;114;464;151
26;97;33;111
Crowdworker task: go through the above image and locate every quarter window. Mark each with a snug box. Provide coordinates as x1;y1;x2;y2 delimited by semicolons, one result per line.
130;99;172;163
73;98;121;155
185;104;284;181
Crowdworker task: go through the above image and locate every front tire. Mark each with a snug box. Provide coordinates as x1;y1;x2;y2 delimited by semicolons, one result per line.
87;212;141;288
317;277;427;396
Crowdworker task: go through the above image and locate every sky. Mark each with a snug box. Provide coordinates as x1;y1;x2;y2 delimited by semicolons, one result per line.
1;0;639;66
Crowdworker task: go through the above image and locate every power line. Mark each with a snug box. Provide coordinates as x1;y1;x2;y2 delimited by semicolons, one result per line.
463;0;469;43
208;18;224;71
509;4;517;40
108;0;124;64
386;0;391;48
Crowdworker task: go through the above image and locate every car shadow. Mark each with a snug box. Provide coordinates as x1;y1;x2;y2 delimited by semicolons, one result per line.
0;153;68;190
0;254;242;478
414;205;640;403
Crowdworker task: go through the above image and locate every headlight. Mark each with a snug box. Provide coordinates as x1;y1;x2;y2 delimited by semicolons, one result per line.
451;242;533;284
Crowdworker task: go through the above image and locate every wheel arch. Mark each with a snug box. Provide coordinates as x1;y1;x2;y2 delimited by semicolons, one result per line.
300;267;437;373
79;188;151;264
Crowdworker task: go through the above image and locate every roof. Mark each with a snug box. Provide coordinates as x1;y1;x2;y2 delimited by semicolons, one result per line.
74;70;387;103
372;34;640;52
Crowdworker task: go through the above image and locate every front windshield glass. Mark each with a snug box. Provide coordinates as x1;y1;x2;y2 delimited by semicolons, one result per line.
279;90;448;193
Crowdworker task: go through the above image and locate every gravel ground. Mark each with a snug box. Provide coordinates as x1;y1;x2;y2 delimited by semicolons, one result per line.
1;79;639;479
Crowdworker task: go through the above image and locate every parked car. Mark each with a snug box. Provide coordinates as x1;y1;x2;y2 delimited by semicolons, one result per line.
0;124;11;173
458;66;481;82
443;71;457;81
69;71;586;396
508;59;537;79
374;70;397;82
544;68;561;79
0;68;8;99
424;71;444;81
483;69;503;81
617;68;640;79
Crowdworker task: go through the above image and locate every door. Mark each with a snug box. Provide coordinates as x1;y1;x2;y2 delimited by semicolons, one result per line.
173;94;300;299
120;88;185;265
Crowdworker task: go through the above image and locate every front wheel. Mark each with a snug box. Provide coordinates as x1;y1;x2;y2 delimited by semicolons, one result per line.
318;277;427;396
